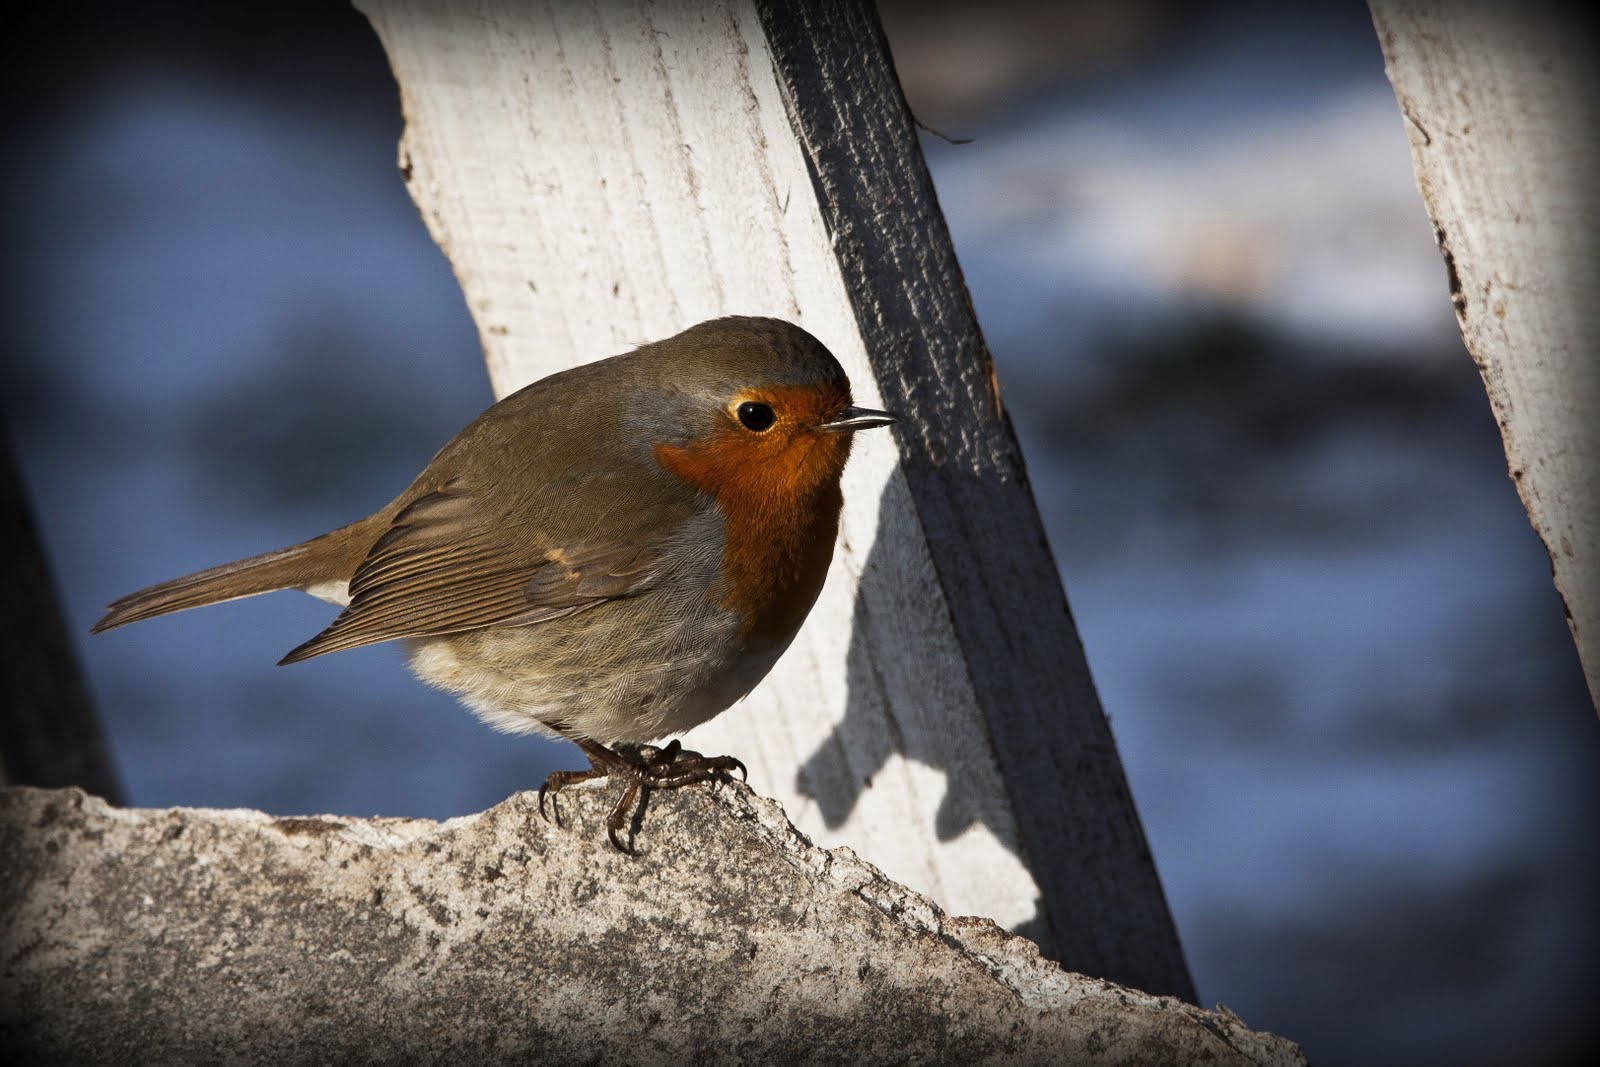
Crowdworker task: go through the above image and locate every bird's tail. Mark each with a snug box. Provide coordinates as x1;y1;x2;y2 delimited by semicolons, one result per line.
90;519;377;634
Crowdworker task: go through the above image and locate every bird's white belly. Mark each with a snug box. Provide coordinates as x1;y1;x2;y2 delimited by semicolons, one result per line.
303;579;352;607
401;616;790;746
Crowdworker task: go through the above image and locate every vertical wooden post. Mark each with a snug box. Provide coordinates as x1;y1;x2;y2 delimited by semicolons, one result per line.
0;431;124;803
358;0;1193;998
1370;1;1600;707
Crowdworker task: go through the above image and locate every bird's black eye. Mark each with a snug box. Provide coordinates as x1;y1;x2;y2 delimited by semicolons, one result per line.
736;401;776;432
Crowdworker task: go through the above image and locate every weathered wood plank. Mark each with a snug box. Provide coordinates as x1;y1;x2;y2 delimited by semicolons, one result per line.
1370;1;1600;706
754;0;1194;998
0;433;124;802
358;0;1192;997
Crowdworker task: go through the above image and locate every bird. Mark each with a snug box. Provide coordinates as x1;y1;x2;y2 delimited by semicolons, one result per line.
92;316;894;850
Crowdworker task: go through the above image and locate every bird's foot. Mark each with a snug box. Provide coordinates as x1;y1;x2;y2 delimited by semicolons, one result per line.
536;738;746;852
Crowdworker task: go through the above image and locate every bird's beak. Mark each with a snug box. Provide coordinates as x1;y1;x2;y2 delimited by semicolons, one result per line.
820;406;896;433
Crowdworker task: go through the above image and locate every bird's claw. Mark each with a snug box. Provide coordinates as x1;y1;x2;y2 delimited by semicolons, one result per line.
540;739;749;853
537;765;607;829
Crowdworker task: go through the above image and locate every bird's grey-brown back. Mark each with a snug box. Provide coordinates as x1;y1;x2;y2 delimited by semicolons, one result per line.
273;345;727;664
384;349;708;550
90;348;708;643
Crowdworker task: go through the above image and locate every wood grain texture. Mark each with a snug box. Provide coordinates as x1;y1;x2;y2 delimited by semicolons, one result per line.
1371;1;1600;707
0;435;123;801
756;0;1192;998
358;0;1192;997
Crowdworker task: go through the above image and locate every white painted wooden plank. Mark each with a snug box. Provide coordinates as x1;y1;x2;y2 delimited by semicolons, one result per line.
1370;1;1600;707
359;0;1030;928
358;0;1192;998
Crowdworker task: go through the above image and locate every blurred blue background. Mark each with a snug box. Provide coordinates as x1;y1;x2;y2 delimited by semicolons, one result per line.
4;2;1595;1063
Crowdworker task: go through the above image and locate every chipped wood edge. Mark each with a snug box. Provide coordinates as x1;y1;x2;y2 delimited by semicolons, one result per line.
1370;0;1600;706
355;0;1193;997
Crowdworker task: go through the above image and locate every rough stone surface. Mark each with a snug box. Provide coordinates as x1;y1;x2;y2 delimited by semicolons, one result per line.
0;784;1303;1063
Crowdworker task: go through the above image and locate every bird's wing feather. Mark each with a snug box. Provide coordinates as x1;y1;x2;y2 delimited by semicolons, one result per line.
278;479;684;664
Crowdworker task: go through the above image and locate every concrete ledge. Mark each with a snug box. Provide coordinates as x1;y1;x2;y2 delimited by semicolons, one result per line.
1;784;1303;1063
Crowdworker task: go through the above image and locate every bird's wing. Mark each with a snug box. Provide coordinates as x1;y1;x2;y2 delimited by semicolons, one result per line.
278;478;687;664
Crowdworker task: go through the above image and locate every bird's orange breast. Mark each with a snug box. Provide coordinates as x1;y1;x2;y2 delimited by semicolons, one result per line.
654;386;851;642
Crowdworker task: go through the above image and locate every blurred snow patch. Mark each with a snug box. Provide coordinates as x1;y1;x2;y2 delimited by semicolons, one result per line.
935;85;1457;357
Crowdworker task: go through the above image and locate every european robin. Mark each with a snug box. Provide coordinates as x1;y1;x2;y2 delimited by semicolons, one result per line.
93;316;893;850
